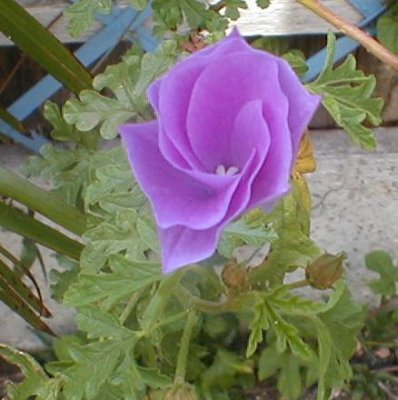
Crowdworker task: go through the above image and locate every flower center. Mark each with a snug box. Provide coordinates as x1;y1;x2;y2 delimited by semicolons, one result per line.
215;164;239;176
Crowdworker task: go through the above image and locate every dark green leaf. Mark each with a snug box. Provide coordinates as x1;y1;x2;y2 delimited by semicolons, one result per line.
0;202;83;261
0;166;88;236
377;3;398;55
0;0;92;93
0;106;27;135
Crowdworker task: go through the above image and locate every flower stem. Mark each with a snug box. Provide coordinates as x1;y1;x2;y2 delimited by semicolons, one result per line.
286;279;310;290
174;310;197;385
296;0;398;73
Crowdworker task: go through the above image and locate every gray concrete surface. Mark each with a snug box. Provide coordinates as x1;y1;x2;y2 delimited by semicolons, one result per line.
0;127;398;350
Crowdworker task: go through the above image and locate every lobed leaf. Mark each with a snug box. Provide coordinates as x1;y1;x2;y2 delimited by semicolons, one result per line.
308;33;383;150
65;0;112;38
365;250;398;298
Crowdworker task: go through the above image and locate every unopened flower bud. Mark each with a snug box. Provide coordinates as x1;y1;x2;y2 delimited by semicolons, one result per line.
221;262;249;291
306;252;346;289
163;385;198;400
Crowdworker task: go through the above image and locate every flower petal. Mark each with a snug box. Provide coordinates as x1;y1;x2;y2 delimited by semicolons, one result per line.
277;60;321;157
248;82;293;208
186;53;279;170
119;121;241;230
229;99;270;169
160;225;221;273
161;149;260;272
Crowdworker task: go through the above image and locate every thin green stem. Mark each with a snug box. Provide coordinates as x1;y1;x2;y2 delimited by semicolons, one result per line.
286;279;310;290
296;0;398;73
119;290;142;324
174;310;197;385
0;166;88;236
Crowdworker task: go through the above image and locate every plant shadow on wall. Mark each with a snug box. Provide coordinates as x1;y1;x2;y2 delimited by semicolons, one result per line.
0;0;398;399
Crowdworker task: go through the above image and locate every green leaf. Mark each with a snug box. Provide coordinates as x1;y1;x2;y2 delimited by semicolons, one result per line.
0;256;47;318
0;0;92;93
58;340;131;400
43;101;98;148
80;211;149;272
0;166;88;236
258;345;318;400
218;215;277;258
377;3;398;55
65;0;112;38
250;179;321;286
316;284;365;396
22;145;126;210
0;202;83;261
0;106;27;135
246;296;269;357
201;348;253;391
152;0;225;34
85;161;146;214
308;33;383;150
140;271;184;333
76;306;134;339
63;90;133;140
256;0;270;8
224;0;247;20
137;215;160;254
246;291;313;359
50;255;80;302
0;283;54;336
64;41;178;140
283;50;308;76
365;250;398;297
64;257;161;308
129;0;148;10
0;344;61;400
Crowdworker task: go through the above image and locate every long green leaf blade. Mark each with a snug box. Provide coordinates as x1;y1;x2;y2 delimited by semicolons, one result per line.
0;286;54;335
0;106;27;134
0;166;88;236
0;0;92;93
0;202;83;261
0;257;50;317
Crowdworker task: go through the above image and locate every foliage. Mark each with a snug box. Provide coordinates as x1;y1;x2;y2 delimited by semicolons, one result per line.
366;250;398;299
0;0;92;93
0;1;395;400
308;33;383;150
377;2;398;55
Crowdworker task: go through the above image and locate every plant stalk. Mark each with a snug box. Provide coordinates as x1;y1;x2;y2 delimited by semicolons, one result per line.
174;310;197;385
296;0;398;73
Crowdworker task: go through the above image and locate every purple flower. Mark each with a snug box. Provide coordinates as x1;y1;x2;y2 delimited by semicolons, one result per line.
119;30;320;273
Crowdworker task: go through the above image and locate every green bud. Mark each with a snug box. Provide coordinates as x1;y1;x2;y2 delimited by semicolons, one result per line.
163;384;198;400
306;252;346;289
221;262;249;291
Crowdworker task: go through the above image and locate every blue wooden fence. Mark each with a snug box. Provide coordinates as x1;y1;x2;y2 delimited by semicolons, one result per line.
0;0;387;153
